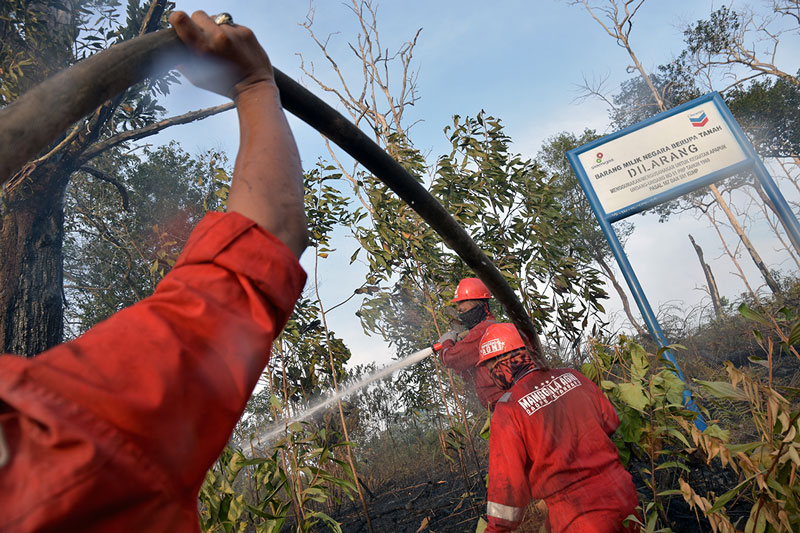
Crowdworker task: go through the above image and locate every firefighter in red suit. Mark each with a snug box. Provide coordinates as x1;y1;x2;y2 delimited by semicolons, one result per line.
478;323;638;533
0;11;308;531
436;278;504;410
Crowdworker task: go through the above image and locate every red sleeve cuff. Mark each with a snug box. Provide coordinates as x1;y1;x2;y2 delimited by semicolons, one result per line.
176;211;306;323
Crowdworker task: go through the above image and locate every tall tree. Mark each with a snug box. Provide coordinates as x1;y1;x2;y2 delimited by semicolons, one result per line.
63;143;231;336
0;0;232;355
680;5;799;92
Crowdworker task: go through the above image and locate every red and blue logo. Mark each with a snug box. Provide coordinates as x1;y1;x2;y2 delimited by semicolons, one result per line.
689;111;709;128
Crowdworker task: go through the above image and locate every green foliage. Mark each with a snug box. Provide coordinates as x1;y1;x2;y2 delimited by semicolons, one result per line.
305;163;355;252
200;422;357;533
587;303;800;533
683;6;741;57
609;69;701;131
63;143;230;335
264;298;351;405
1;0;176;107
1;0;82;103
726;77;800;158
538;129;635;327
433;113;608;352
584;338;699;530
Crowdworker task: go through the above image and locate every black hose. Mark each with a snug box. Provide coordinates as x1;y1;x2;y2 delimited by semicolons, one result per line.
0;28;548;369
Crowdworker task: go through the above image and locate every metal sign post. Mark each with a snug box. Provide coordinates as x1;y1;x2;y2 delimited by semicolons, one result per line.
567;92;800;431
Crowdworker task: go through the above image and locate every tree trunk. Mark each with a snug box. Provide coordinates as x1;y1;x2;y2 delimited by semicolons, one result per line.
710;184;782;295
750;176;800;257
595;254;649;338
697;201;760;303
688;234;722;318
0;164;70;356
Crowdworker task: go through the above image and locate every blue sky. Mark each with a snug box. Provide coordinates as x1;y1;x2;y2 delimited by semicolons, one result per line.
155;1;800;366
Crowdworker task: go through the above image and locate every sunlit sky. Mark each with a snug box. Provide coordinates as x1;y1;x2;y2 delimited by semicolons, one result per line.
151;1;800;367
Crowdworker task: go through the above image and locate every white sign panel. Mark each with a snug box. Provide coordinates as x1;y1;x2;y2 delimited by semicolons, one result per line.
576;103;748;214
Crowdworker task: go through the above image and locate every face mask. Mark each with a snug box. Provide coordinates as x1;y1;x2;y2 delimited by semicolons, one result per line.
458;303;487;329
489;358;515;390
488;351;537;390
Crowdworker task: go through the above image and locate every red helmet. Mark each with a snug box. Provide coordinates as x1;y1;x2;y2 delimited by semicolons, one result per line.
476;323;525;366
451;277;491;303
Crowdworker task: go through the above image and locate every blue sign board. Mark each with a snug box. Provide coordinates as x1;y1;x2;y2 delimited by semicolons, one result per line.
567;92;800;430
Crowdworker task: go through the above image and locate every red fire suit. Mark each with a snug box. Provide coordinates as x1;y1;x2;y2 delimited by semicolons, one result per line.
439;316;504;410
0;212;306;532
486;368;638;533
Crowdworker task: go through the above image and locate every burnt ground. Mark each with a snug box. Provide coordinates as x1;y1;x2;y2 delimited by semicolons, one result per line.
285;356;797;531
319;456;745;532
316;451;752;532
328;463;490;532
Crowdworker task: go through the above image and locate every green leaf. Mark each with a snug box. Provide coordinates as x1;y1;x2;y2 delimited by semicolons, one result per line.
655;461;690;472
269;394;283;410
694;380;747;401
766;476;790;497
480;413;492;441
726;442;761;454
617;383;649;411
738;303;771;326
630;343;649;382
655;370;686;406
788;320;800;346
581;362;598;381
665;427;691;448
475;517;488;533
308;511;344;533
600;380;617;391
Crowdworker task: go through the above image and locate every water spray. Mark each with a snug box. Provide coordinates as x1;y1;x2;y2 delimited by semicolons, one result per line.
246;344;442;455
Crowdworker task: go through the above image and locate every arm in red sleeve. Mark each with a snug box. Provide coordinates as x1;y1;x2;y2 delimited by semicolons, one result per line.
440;320;493;372
485;403;531;532
14;212;305;493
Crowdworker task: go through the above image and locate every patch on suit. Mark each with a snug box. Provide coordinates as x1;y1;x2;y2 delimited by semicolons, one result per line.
517;371;582;416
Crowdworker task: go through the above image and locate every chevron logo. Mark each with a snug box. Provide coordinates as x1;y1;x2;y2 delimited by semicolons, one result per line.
689;111;709;127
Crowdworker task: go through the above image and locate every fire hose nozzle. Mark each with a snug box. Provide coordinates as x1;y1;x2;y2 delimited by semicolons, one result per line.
432;342;443;352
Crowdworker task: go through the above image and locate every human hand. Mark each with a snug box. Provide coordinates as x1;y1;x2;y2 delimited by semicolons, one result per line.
169;10;275;99
437;330;459;346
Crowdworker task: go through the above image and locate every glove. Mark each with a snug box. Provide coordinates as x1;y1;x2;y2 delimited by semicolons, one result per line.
437;330;459;346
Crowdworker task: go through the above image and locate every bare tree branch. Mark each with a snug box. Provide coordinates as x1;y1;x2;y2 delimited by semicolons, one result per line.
79;165;130;210
80;102;234;163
